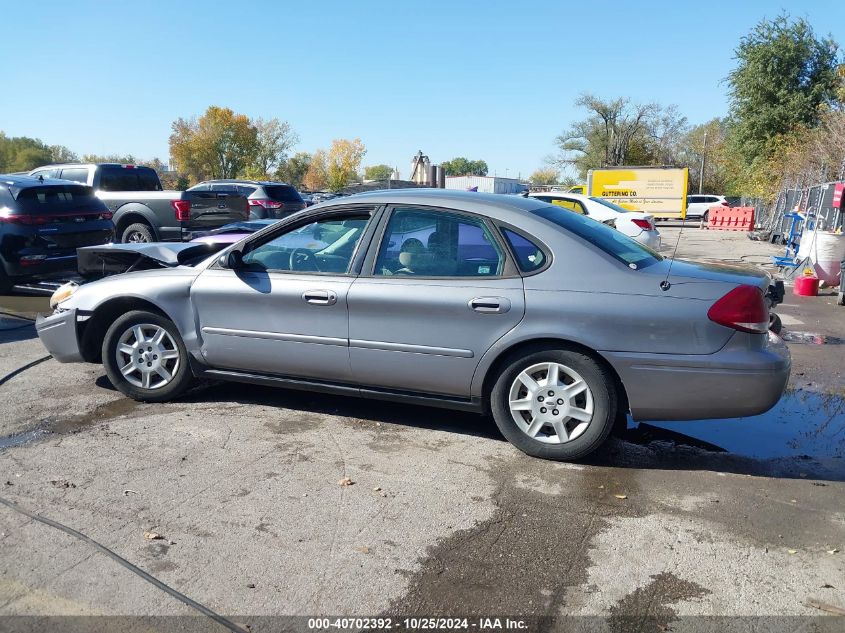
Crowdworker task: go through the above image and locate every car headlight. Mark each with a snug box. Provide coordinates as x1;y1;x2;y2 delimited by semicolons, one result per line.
50;282;79;309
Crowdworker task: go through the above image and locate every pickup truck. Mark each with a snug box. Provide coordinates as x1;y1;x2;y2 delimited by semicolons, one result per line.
28;163;249;243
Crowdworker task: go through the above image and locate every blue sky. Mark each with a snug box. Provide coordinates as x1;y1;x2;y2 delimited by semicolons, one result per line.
1;0;844;179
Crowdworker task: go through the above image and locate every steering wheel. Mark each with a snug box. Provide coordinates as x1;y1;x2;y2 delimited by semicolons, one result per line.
289;248;320;272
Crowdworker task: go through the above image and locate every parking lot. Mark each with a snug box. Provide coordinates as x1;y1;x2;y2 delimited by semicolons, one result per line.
0;224;842;630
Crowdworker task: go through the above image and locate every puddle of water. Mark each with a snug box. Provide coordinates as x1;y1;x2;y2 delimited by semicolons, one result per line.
632;389;845;460
781;330;845;345
0;428;48;450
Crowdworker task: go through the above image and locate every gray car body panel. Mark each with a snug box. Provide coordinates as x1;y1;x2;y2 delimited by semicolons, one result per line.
38;189;790;422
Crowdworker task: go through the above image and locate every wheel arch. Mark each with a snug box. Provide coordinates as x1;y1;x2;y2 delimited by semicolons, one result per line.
477;337;630;419
79;296;171;362
113;204;160;240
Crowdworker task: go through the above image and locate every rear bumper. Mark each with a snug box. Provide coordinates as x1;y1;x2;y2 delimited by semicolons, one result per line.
604;331;790;421
3;254;79;278
35;308;84;363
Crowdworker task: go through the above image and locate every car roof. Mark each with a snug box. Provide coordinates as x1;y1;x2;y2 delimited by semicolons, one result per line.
315;188;547;217
199;179;294;187
1;173;86;188
30;163;153;170
528;191;590;201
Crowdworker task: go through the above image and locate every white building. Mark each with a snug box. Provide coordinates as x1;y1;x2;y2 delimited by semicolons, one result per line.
444;175;527;194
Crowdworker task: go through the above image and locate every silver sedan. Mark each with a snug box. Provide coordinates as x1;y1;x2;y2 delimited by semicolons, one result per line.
36;190;790;461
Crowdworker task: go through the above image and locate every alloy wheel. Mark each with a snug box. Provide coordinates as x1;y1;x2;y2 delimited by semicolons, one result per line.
127;231;149;243
508;362;594;444
115;323;180;390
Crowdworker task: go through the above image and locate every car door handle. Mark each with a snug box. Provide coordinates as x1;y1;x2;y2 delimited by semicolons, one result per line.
469;297;511;314
303;290;337;306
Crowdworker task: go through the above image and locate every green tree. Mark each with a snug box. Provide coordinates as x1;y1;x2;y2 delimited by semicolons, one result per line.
326;138;367;191
169;106;258;181
528;168;559;185
82;153;139;164
726;14;841;163
49;145;79;163
440;157;488;176
364;164;393;180
553;94;659;177
0;133;53;172
276;152;312;189
248;117;298;179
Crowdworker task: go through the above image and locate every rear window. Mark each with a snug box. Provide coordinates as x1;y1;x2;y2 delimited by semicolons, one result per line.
531;204;662;269
264;185;303;202
14;185;101;213
98;166;162;192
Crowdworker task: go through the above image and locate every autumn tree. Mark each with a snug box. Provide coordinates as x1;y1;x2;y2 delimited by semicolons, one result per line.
364;164;393;180
326;138;367;191
303;149;328;191
276;152;312;189
440;157;488;176
169;106;258;181
529;168;559;185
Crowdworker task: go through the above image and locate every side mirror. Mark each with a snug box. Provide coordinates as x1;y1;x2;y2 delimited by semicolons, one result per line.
219;250;243;269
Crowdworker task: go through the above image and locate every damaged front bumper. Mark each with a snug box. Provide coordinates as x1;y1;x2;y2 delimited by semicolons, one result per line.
35;308;84;363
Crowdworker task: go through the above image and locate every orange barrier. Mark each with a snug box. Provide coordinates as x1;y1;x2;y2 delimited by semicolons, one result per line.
707;206;754;231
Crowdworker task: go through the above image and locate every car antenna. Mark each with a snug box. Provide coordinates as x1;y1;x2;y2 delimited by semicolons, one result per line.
659;212;687;291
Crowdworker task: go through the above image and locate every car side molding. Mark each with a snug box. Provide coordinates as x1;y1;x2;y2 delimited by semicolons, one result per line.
200;368;484;413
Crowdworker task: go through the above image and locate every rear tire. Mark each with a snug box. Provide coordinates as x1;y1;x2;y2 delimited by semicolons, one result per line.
702;211;709;223
490;348;617;461
102;310;194;402
838;291;845;307
121;223;155;244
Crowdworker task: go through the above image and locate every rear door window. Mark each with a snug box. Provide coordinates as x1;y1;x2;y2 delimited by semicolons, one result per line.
60;167;89;183
375;207;504;277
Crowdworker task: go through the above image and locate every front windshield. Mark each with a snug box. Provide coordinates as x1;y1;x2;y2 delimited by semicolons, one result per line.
589;197;633;213
531;204;662;269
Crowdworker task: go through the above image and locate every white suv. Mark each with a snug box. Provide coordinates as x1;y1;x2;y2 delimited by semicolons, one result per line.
686;194;728;220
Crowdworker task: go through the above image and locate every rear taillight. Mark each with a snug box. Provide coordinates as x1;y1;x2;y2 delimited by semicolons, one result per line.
100;211;113;220
631;218;652;230
721;201;730;206
172;199;191;221
707;285;768;334
249;199;284;209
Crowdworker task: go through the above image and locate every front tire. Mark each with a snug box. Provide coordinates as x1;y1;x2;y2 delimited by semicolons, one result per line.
490;348;617;461
102;310;194;402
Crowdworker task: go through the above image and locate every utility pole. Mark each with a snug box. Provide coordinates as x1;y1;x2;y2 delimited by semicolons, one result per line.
698;131;707;195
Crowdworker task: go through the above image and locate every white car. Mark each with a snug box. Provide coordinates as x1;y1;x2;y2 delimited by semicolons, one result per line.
686;194;729;220
528;192;660;250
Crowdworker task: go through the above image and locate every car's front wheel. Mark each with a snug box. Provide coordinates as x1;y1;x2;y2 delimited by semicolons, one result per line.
490;348;617;461
102;310;194;402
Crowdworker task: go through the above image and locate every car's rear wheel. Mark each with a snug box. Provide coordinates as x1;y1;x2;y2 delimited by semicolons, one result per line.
490;348;617;461
121;223;155;244
102;310;194;402
702;211;709;223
